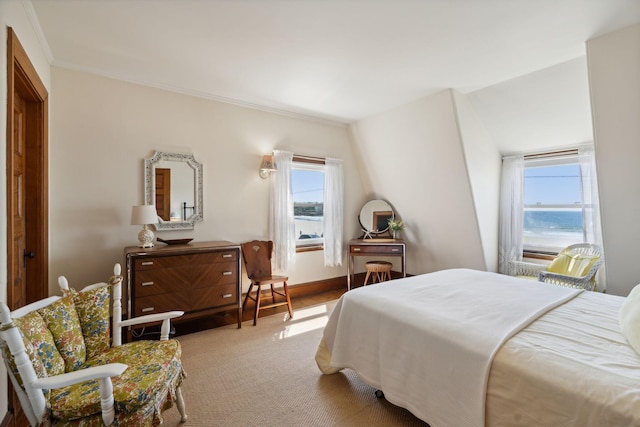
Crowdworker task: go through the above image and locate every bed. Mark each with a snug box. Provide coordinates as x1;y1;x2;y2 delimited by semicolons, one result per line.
315;268;640;427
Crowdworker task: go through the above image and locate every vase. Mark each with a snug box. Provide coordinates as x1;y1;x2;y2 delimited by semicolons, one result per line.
392;230;399;239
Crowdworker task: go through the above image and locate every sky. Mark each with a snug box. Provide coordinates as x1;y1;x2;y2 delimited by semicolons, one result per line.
524;164;582;205
292;169;324;203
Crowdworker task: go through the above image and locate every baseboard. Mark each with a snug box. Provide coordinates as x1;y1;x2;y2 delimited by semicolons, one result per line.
287;275;347;298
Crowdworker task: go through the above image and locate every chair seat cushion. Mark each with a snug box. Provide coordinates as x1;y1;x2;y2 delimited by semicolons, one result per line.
547;252;599;277
49;340;184;422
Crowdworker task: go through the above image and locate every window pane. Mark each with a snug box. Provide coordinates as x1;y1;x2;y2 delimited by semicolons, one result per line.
524;164;581;205
523;162;584;251
292;168;324;246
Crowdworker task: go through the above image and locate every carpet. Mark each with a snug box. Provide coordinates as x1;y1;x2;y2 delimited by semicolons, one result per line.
161;299;428;426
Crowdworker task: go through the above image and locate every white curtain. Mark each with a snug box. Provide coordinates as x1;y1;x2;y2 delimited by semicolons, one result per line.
269;150;296;273
578;145;606;291
323;158;344;267
498;154;525;275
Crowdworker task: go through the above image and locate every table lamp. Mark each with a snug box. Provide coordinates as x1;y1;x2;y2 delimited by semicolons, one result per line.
131;205;158;248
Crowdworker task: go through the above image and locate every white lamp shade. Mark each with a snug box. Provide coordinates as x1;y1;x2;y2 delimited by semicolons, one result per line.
131;205;158;225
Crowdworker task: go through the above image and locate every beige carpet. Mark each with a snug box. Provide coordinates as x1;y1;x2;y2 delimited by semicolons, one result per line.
161;299;428;426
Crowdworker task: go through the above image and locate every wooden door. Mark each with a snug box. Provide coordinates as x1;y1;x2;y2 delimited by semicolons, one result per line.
6;27;49;427
155;168;171;221
9;92;27;309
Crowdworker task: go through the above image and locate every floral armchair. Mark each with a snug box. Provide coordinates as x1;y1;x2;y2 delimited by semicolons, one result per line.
0;264;187;426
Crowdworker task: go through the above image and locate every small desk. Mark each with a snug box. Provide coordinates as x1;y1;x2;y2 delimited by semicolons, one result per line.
348;239;406;290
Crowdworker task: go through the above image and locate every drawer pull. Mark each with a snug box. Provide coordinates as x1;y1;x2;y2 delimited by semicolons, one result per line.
141;261;154;266
222;271;232;276
141;281;154;286
353;248;361;252
222;293;232;298
222;253;232;258
391;248;400;252
142;307;154;313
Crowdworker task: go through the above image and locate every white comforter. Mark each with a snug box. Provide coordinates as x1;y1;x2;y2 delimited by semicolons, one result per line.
317;269;581;427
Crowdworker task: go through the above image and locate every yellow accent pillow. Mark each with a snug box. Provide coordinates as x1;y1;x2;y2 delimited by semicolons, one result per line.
548;251;599;277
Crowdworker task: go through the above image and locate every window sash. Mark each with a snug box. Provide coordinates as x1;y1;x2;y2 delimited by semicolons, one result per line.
292;160;325;250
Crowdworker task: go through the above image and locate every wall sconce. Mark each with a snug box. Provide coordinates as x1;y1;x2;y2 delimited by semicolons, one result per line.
131;205;158;248
259;155;277;179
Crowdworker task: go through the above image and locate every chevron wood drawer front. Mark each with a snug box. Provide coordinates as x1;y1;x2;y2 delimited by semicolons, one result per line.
125;241;243;336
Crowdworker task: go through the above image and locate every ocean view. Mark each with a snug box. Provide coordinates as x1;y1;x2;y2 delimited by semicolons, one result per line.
523;210;584;249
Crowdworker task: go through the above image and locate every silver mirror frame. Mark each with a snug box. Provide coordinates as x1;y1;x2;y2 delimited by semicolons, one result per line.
144;151;203;230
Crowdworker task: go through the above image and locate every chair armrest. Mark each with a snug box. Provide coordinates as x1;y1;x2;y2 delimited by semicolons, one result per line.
509;260;547;277
538;270;595;291
33;363;127;426
118;311;184;341
31;363;127;390
119;311;184;328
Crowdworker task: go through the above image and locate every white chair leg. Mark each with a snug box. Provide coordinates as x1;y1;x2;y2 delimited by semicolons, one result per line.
176;386;188;422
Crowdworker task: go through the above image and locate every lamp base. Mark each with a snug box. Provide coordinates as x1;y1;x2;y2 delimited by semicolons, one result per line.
138;226;155;248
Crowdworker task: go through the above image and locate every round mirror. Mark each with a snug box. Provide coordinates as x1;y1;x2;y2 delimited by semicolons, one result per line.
358;199;394;237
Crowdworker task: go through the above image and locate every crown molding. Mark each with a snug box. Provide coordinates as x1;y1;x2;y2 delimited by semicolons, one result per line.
21;0;54;63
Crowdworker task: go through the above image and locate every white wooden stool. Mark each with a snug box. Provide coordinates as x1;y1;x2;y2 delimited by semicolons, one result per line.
364;261;393;286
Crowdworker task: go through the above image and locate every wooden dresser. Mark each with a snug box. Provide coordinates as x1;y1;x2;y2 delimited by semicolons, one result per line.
124;241;242;332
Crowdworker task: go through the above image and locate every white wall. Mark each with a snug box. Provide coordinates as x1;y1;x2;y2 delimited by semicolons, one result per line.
0;0;53;420
49;67;364;294
467;57;593;154
349;90;486;274
588;23;640;296
452;90;501;272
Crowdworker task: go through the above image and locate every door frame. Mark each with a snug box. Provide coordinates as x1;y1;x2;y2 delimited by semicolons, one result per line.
6;27;49;306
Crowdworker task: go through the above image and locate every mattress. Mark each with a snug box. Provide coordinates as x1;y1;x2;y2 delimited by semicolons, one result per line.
487;290;640;426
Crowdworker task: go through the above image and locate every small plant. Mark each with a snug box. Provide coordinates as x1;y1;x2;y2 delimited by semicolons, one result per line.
388;218;406;231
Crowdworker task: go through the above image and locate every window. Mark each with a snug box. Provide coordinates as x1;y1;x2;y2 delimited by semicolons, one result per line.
292;159;325;249
522;153;585;253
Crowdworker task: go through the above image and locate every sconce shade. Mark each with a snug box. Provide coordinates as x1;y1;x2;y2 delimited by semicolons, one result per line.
259;155;277;179
131;205;158;225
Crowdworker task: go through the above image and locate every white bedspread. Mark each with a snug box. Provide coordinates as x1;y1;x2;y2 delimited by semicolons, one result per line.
318;269;581;427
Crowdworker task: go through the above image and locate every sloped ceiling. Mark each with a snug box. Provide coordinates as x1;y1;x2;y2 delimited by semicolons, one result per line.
28;0;640;124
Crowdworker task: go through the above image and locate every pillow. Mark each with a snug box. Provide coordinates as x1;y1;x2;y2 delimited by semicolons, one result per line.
548;251;599;277
620;284;640;356
38;295;86;372
547;253;574;274
68;285;111;359
11;310;65;378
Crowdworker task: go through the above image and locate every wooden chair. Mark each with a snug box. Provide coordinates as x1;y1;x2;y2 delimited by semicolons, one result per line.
241;240;293;325
364;261;393;286
0;264;187;426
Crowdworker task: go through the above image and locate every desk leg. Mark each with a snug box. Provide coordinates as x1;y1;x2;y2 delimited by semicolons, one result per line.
347;255;353;291
402;254;406;277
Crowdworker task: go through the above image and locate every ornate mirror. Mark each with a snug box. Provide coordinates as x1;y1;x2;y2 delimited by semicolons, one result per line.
144;151;203;230
358;199;394;238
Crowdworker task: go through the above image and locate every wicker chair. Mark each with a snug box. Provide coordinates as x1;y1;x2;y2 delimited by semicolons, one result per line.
510;243;603;291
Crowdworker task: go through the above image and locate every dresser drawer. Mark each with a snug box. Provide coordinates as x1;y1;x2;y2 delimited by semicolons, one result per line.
350;244;403;255
134;250;238;271
133;292;190;317
134;267;191;297
190;283;238;311
190;262;238;288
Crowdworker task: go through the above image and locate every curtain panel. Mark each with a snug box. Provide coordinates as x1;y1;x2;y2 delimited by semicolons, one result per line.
578;145;606;290
323;158;344;267
498;155;524;275
269;150;296;272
